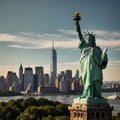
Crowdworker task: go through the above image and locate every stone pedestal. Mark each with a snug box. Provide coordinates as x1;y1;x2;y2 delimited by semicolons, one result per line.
68;97;113;120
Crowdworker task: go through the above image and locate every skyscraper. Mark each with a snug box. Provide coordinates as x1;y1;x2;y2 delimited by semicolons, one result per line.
19;64;23;90
33;74;38;92
50;41;57;86
66;70;72;81
44;74;49;85
75;70;79;79
35;66;44;86
0;76;5;90
66;70;72;91
24;67;33;92
5;71;18;90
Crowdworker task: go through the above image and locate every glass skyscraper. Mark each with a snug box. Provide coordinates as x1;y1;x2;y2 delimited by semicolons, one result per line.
35;66;44;86
24;67;33;92
50;41;57;86
19;64;23;90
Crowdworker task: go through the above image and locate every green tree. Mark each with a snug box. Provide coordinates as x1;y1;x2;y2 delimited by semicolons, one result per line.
0;106;20;120
40;105;58;117
56;104;69;116
16;113;34;120
55;116;69;120
37;98;56;107
7;99;23;113
22;97;39;108
42;115;54;120
116;112;120;120
17;106;47;120
0;97;70;120
112;115;116;120
42;116;69;120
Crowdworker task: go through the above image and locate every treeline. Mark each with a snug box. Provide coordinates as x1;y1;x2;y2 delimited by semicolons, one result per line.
112;113;120;120
0;97;70;120
0;89;21;96
0;97;119;120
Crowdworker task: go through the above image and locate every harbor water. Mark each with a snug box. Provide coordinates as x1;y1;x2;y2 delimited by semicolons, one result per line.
0;92;120;115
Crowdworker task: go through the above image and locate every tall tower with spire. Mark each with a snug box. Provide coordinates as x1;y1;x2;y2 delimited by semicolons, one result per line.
50;41;57;86
19;64;24;90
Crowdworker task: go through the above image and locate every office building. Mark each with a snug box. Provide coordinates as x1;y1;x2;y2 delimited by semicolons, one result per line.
19;64;24;90
50;41;57;86
10;81;21;93
35;66;44;86
59;77;68;92
24;67;33;92
75;70;79;79
0;76;5;90
55;77;59;89
60;71;65;78
66;70;72;91
33;74;38;92
44;74;49;85
5;71;18;90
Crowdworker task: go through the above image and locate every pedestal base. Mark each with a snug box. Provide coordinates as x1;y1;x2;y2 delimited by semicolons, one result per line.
74;97;108;105
68;99;113;120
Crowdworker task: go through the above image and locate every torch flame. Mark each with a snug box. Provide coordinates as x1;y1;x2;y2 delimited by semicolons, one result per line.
74;11;80;16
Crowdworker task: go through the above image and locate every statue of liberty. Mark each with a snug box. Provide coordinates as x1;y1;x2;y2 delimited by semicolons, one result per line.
73;12;108;99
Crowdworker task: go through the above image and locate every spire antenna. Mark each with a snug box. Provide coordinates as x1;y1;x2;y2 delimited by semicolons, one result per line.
52;40;54;49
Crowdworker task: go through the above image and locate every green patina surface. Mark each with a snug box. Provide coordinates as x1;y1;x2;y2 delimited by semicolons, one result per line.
73;12;108;104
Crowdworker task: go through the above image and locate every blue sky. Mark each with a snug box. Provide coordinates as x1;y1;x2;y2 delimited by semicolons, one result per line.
0;0;120;81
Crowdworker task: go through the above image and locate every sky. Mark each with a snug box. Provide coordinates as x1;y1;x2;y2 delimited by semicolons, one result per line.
0;0;120;81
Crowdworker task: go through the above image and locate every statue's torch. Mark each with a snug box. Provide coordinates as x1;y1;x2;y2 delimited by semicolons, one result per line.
73;11;81;32
73;11;81;21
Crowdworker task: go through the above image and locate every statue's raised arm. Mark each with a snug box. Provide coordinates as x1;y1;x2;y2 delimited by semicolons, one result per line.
73;12;83;41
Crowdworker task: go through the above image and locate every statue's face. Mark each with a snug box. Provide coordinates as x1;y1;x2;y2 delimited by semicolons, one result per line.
86;35;95;47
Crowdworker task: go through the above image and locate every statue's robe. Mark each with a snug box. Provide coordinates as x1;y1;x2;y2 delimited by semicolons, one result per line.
78;38;108;98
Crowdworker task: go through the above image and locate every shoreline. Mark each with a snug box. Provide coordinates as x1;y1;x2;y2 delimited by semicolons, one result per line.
0;88;120;97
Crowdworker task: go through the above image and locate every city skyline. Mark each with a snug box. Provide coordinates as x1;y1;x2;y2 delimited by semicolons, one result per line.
0;0;120;81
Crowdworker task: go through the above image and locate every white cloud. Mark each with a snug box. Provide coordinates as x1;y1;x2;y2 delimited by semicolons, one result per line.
96;38;120;47
58;29;77;35
0;30;120;49
93;30;120;39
